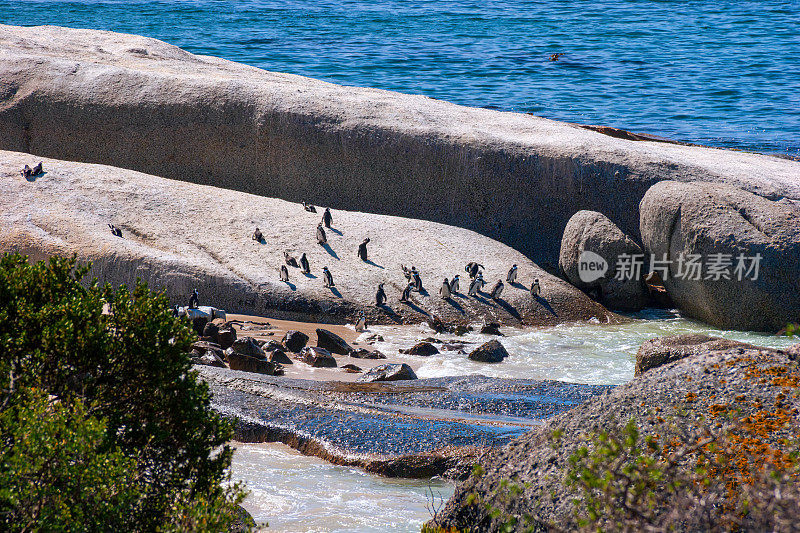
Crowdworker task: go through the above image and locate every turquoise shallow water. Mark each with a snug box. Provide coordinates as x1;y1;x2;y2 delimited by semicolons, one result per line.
3;0;799;156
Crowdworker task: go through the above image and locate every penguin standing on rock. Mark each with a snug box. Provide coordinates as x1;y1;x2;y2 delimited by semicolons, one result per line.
400;282;413;303
284;251;299;268
468;274;485;296
188;289;199;309
32;162;43;176
440;278;452;299
506;264;518;284
20;165;32;179
357;238;370;262
300;253;310;274
252;227;263;242
489;279;504;300
322;267;334;287
323;208;332;228
375;283;387;306
303;201;317;213
316;224;327;246
531;279;541;297
411;267;423;292
449;275;460;294
465;262;484;280
280;264;289;282
355;313;367;332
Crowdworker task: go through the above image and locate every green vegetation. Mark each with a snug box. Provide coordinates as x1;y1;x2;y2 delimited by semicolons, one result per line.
0;253;246;531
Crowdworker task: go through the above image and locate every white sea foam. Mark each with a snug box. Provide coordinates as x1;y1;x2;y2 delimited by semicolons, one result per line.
364;309;798;386
231;442;453;533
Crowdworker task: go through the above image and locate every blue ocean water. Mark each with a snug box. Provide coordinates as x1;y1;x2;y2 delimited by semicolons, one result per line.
2;0;799;156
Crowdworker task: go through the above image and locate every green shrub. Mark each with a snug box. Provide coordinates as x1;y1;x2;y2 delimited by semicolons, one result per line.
0;253;246;531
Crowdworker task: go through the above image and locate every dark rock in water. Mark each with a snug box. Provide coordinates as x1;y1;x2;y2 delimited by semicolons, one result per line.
640;181;800;331
479;322;503;336
191;316;207;336
202;321;220;342
559;210;650;311
635;334;757;375
468;340;509;363
400;342;440;356
231;337;266;359
341;363;362;373
227;351;283;376
364;333;384;343
316;328;353;355
299;346;337;367
217;327;237;350
453;325;473;336
427;316;448;333
349;348;387;359
268;349;293;365
358;363;417;382
420;337;441;343
282;330;309;352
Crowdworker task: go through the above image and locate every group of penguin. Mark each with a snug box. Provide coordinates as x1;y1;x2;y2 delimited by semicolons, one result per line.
256;203;543;309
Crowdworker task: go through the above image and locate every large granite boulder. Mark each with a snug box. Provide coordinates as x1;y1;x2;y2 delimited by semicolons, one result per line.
468;340;510;363
432;341;800;531
2;25;798;277
635;334;757;375
640;181;800;331
559;210;650;310
358;363;418;382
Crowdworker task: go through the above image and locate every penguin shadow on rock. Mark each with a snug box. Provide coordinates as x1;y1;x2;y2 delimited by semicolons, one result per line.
328;227;343;236
303;272;318;279
327;286;342;298
363;259;384;270
444;297;465;314
533;294;557;316
510;281;527;290
494;297;521;320
321;243;339;260
25;170;46;182
375;304;403;323
282;281;297;291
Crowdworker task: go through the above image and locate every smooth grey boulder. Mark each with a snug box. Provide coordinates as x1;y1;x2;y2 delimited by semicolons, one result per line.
357;363;418;382
640;181;800;332
315;329;353;355
282;330;309;353
299;347;337;368
1;25;798;272
468;340;510;363
559;210;650;311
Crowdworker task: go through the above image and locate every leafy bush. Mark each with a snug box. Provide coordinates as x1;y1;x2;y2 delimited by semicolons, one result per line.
562;419;800;532
0;253;246;531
